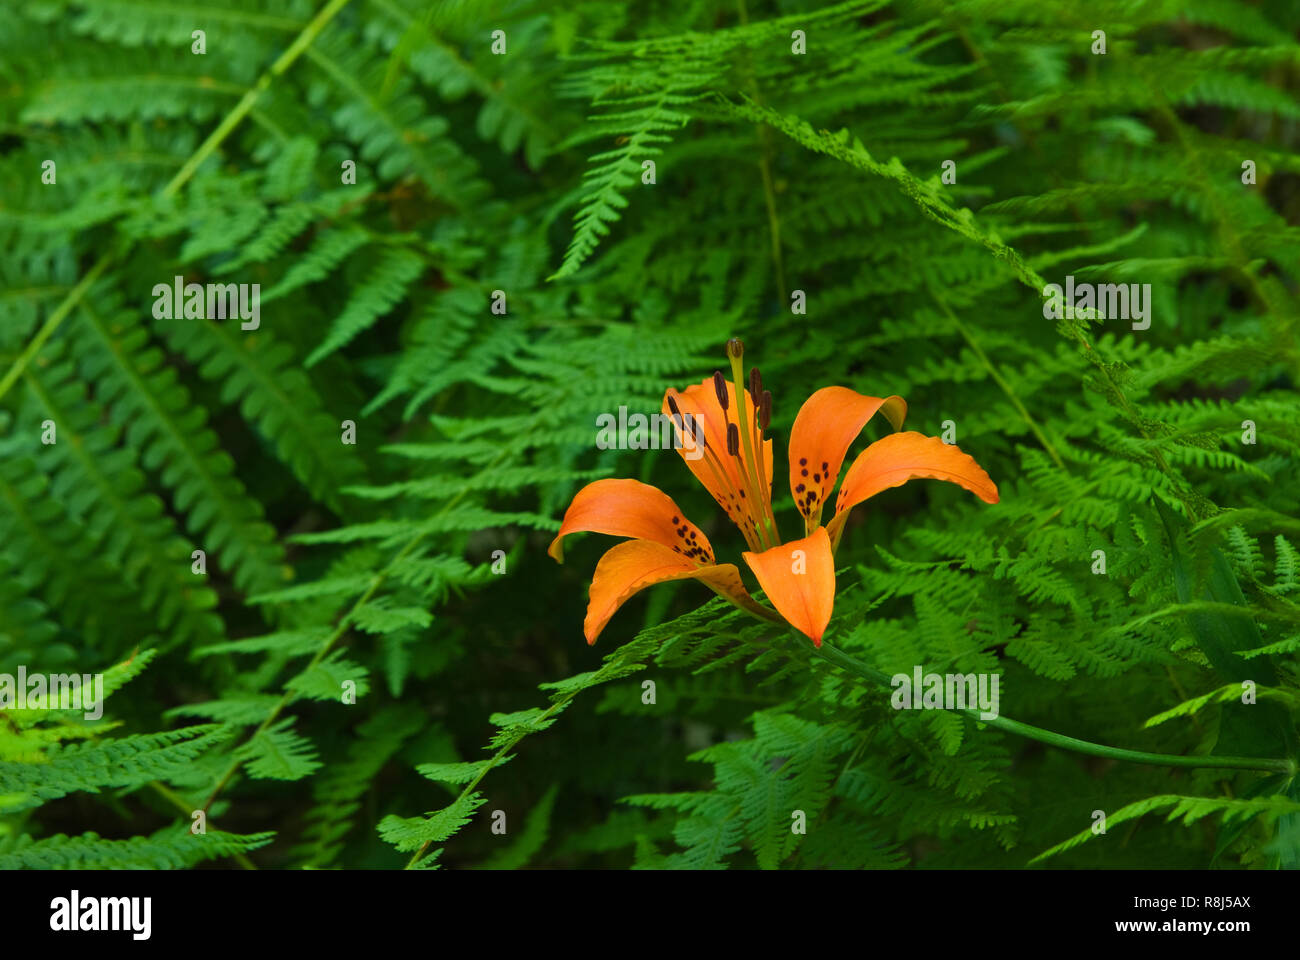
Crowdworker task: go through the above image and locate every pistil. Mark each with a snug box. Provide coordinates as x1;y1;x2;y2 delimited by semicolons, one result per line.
724;339;778;549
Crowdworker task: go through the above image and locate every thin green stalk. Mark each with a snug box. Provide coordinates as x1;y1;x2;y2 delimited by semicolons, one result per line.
149;782;257;871
161;0;354;199
932;291;1067;472
0;0;355;408
0;256;111;405
404;692;566;870
811;640;1295;776
736;0;787;303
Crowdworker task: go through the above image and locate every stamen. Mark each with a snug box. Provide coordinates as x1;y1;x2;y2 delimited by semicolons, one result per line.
671;353;783;553
751;387;777;544
726;345;777;549
667;390;761;552
713;371;729;410
702;445;760;550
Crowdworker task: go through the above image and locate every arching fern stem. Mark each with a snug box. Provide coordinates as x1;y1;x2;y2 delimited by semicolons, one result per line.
811;640;1296;776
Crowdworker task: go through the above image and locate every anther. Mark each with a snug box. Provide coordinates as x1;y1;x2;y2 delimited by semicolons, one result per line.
713;371;729;410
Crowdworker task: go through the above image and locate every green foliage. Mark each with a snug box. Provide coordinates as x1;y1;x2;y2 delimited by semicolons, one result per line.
1031;794;1300;864
1;827;276;870
1;0;1298;870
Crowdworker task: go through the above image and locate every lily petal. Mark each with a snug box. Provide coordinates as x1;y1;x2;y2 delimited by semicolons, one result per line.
548;478;713;564
585;540;767;645
742;528;835;646
826;432;999;545
663;378;772;542
788;386;906;533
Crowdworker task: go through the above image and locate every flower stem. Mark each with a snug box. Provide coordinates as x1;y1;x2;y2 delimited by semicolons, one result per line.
811;641;1296;776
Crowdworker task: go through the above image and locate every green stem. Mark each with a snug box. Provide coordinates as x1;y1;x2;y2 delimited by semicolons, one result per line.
735;0;786;303
0;255;111;405
0;0;355;408
161;0;353;198
149;782;257;871
403;693;568;870
932;290;1066;472
811;640;1296;776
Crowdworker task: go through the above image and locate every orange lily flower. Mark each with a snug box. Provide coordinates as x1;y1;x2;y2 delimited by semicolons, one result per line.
549;340;999;647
